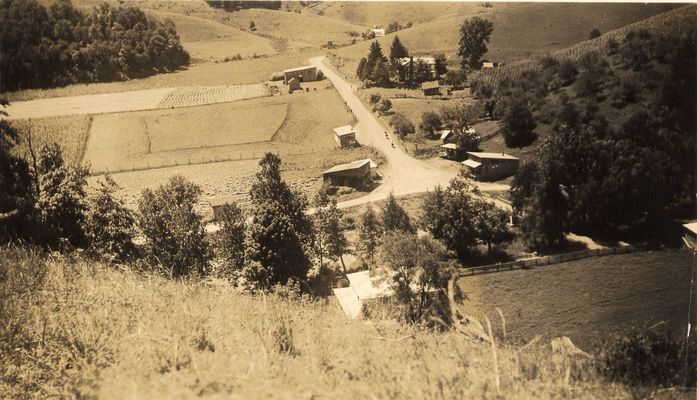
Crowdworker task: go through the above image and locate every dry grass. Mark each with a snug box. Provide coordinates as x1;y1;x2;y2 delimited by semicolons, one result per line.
459;250;695;350
0;245;635;399
14;115;92;165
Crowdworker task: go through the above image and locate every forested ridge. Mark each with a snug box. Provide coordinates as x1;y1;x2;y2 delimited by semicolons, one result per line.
0;0;190;92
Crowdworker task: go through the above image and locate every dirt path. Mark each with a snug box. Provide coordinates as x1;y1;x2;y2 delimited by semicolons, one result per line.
308;55;510;210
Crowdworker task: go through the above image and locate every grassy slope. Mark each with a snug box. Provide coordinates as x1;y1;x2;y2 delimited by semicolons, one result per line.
1;246;634;399
460;250;696;350
14;115;92;165
331;3;679;78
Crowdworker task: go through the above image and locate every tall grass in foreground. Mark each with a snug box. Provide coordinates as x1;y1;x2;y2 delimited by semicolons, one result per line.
1;245;689;399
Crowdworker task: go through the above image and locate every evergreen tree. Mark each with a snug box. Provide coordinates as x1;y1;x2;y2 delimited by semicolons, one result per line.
246;153;312;287
434;53;448;77
381;193;414;234
390;35;409;60
371;58;391;87
357;205;381;264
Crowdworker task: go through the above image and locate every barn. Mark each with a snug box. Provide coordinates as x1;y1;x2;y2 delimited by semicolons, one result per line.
333;125;357;147
287;77;301;93
422;81;441;96
322;159;371;187
283;65;317;84
462;152;520;181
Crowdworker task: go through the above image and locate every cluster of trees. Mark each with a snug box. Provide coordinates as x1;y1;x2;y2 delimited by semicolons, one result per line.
356;38;447;87
510;29;696;251
1;0;189;92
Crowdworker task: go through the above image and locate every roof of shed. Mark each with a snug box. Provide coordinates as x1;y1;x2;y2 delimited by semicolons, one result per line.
283;65;316;73
422;81;440;90
440;143;458;150
323;159;371;174
462;159;482;169
467;151;519;160
333;125;355;136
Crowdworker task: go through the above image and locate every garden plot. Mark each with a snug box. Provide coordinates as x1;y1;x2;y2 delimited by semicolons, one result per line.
157;84;271;109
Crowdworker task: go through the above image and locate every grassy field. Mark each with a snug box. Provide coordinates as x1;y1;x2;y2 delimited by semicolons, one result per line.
83;98;288;173
14;115;92;165
459;250;695;350
1;245;642;399
331;3;680;79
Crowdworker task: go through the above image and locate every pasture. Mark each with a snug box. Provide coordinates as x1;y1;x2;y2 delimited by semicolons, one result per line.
459;250;695;350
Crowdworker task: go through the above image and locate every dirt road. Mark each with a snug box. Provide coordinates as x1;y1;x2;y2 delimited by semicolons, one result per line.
308;56;509;210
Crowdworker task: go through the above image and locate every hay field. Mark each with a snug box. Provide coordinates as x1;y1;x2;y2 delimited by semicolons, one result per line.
84;98;288;172
332;3;679;78
459;250;695;350
2;246;633;399
14;115;92;165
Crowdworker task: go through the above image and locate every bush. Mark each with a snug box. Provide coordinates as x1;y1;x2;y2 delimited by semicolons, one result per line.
138;175;210;277
598;329;696;388
389;112;415;137
373;98;392;116
589;28;601;39
557;59;578;86
85;175;137;262
212;202;246;279
369;93;382;105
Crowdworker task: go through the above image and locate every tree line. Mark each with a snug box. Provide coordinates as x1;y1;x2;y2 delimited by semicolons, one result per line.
0;0;190;92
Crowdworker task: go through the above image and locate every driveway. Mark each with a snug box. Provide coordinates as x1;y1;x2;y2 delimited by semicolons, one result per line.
308;55;509;210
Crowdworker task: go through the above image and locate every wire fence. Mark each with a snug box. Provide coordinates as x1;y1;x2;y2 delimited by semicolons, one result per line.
90;145;339;176
458;245;638;277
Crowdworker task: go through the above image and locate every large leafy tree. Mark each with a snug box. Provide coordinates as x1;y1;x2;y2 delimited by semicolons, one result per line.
312;186;349;276
357;205;381;264
376;231;455;325
246;153;312;287
138;175;209;277
418;111;442;138
458;17;494;70
502;98;537;148
212;201;246;278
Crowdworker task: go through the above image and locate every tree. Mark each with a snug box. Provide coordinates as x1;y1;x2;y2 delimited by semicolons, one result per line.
381;193;414;234
510;161;540;214
521;180;568;252
249;20;256;30
418;111;442;138
369;93;382;105
370;57;392;87
85;174;136;261
213;201;246;278
35;143;89;248
389;112;415;137
458;17;494;70
362;40;386;83
502;99;537;148
376;231;455;325
589;28;601;39
420;174;480;259
454;129;481;156
356;57;367;79
390;35;409;60
445;69;466;87
475;201;512;254
0;100;34;241
434;54;447;77
414;60;432;83
357;205;382;264
557;59;578;86
138;175;210;277
312;186;349;276
373;98;392;116
246;153;312;287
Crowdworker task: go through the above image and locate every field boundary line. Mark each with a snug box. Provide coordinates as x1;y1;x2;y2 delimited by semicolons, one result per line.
458;245;640;278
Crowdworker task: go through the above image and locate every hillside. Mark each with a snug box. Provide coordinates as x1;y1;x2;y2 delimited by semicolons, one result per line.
331;2;680;77
0;245;662;399
476;4;696;85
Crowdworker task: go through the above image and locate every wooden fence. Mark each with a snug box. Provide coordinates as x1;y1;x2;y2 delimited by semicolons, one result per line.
458;245;638;277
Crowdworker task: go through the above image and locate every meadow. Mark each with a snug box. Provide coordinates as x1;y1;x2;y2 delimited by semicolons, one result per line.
1;245;640;399
15;115;92;165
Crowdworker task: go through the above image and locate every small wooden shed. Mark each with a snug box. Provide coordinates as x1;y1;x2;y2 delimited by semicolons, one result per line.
322;159;371;187
333;125;357;147
422;81;440;96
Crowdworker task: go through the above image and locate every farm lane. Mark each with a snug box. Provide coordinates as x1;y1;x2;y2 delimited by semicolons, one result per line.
309;55;510;211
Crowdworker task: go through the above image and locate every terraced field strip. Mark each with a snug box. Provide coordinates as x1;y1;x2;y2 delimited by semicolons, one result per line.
157;84;271;109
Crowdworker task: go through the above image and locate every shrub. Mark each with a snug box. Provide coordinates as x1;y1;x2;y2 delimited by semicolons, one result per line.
389;112;415;137
138;175;210;277
85;175;137;262
419;111;442;138
557;59;578;86
373;98;392;116
369;93;382;105
589;28;601;39
598;329;696;388
212;202;246;279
